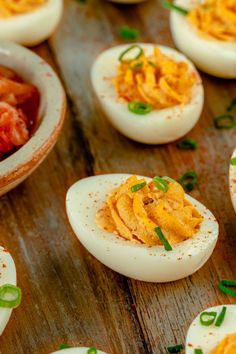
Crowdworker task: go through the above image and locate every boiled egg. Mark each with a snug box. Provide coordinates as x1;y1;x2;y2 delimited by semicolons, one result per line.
52;348;107;354
0;246;17;335
0;0;63;46
169;0;236;78
66;174;218;282
91;43;204;145
229;148;236;213
186;305;236;353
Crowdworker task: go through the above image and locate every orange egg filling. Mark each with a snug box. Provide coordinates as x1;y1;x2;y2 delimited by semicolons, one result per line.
0;0;47;18
211;333;236;353
114;47;197;110
188;0;236;42
96;176;202;246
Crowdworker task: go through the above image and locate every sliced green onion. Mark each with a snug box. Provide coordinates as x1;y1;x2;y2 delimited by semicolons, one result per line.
177;139;198;150
230;157;236;166
128;101;152;115
227;98;236;112
167;344;184;353
131;62;143;70
119;26;140;41
219;279;236;297
87;348;97;354
213;114;235;129
179;171;198;191
194;350;203;354
163;1;189;15
162;176;176;183
215;306;227;327
131;181;147;193
119;45;144;62
153;176;169;192
0;284;22;308
200;311;217;326
59;344;72;350
154;227;172;251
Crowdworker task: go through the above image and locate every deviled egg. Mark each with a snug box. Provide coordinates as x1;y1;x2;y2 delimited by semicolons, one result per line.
169;0;236;78
0;0;63;46
52;348;107;354
66;174;218;282
186;305;236;353
0;246;21;335
91;43;204;144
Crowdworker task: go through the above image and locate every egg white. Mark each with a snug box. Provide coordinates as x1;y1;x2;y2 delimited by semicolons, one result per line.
170;0;236;78
186;305;236;353
66;174;218;282
91;43;204;145
0;0;63;46
52;348;107;354
229;148;236;213
0;246;17;335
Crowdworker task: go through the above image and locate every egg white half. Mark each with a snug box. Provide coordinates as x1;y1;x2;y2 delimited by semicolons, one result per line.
229;148;236;214
0;0;63;46
91;43;204;145
170;0;236;78
0;246;17;335
52;348;107;354
186;305;236;353
66;174;218;282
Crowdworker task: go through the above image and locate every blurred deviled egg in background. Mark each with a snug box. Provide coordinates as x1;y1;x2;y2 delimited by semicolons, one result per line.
91;43;204;144
52;347;107;354
0;0;63;46
168;0;236;78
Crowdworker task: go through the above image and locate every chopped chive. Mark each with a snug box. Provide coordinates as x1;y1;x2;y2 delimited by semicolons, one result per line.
119;26;140;41
59;344;72;349
0;284;22;308
194;350;203;354
87;348;97;354
162;1;189;15
119;45;144;62
213;114;235;129
128;101;152;115
200;311;217;326
219;279;236;297
230;157;236;166
215;306;227;327
179;171;198;191
227;98;236;112
131;181;147;193
167;344;184;353
154;227;172;251
177;139;198;150
153;176;169;192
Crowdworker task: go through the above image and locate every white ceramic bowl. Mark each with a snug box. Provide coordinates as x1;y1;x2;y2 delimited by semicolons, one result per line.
229;148;236;213
0;40;66;196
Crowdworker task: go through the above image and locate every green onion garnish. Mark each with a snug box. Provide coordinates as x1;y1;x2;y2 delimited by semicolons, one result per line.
153;176;169;192
128;101;152;115
162;176;176;183
230;157;236;166
87;348;97;354
119;26;140;41
59;344;72;350
154;227;172;251
227;98;236;112
131;62;143;70
219;279;236;297
163;1;189;16
200;311;217;326
131;181;147;193
177;139;198;150
167;344;184;353
179;171;198;191
213;114;236;129
215;306;227;327
119;45;144;63
194;350;203;354
0;284;22;308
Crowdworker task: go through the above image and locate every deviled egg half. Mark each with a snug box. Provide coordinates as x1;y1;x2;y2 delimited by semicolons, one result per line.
52;348;107;354
0;0;63;46
66;174;218;282
186;305;236;353
91;43;204;144
169;0;236;78
229;148;236;213
0;246;21;335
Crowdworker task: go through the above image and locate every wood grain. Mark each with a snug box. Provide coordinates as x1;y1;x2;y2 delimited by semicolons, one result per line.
0;0;236;353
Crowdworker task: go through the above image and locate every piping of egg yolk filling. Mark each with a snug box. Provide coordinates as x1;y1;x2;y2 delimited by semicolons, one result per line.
0;0;46;18
114;46;197;110
96;176;203;247
211;333;236;353
188;0;236;42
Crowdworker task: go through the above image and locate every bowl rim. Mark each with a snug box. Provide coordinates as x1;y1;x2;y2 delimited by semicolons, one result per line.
229;148;236;212
0;40;66;189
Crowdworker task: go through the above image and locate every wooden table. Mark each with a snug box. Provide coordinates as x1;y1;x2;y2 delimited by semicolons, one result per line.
0;0;236;353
